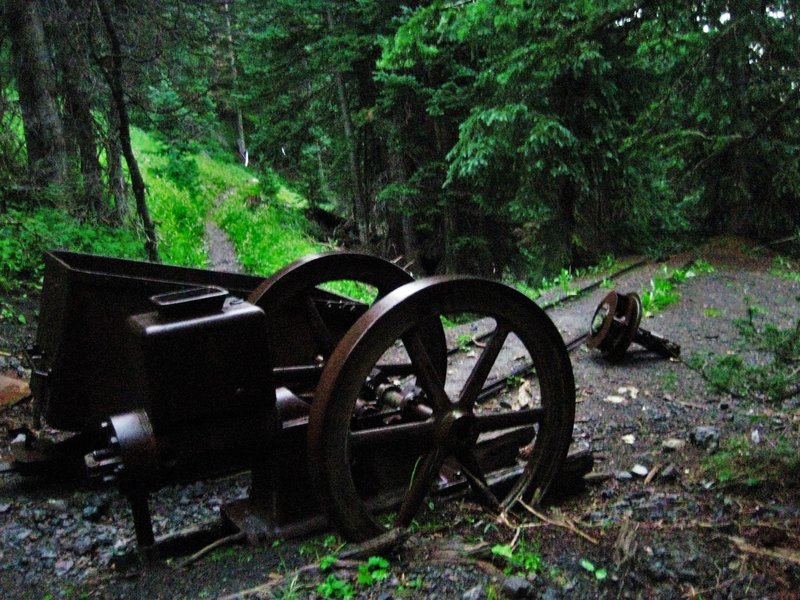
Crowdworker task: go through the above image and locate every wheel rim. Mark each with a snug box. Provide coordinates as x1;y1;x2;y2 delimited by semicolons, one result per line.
308;277;575;541
247;252;444;390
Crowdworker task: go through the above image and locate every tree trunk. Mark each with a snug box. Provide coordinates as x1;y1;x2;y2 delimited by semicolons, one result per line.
326;7;369;246
106;106;129;224
223;1;247;166
7;0;68;190
52;0;104;215
96;0;159;261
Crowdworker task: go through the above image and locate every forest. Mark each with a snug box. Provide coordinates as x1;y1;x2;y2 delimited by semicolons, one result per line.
1;0;799;287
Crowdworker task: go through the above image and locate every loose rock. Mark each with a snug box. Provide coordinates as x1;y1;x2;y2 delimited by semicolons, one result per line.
690;426;719;451
502;575;536;599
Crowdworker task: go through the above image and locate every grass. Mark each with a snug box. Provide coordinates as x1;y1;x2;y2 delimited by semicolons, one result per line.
639;259;715;317
688;301;800;402
702;433;800;489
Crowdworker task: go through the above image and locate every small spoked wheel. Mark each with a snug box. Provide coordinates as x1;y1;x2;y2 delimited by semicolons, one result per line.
308;277;575;541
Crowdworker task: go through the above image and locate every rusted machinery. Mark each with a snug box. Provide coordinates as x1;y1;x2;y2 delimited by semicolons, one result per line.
11;250;576;549
587;290;680;361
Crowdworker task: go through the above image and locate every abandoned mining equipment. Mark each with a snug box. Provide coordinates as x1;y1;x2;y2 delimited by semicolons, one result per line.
4;250;577;550
587;290;681;361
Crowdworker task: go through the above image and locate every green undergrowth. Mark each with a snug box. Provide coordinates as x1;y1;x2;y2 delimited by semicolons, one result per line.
688;300;800;402
134;127;322;277
702;433;800;489
213;190;318;277
639;259;715;317
0;207;144;294
512;255;619;301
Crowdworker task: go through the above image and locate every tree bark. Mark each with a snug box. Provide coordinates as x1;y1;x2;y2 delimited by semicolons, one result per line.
223;1;247;166
96;0;159;261
7;0;68;190
106;105;129;224
326;7;369;246
52;0;104;215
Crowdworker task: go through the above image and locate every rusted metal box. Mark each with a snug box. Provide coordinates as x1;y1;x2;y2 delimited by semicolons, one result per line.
121;288;277;484
32;251;265;431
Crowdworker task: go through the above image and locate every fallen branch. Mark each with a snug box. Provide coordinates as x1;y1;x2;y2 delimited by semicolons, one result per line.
176;531;246;569
218;558;363;600
517;501;599;545
728;535;800;566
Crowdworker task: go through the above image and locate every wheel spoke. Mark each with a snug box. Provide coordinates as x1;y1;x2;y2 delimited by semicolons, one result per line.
475;408;543;433
455;447;501;512
349;420;436;450
403;329;451;413
458;324;509;410
304;295;334;356
397;447;446;527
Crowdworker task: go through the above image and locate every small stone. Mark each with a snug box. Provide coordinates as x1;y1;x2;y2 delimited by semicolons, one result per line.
503;575;536;599
660;464;679;481
82;504;104;522
604;395;627;404
0;503;11;513
47;499;68;512
690;426;719;451
750;429;761;444
615;471;633;481
73;537;96;556
661;438;685;452
462;585;487;600
631;464;649;477
621;434;636;445
55;558;74;576
40;547;57;559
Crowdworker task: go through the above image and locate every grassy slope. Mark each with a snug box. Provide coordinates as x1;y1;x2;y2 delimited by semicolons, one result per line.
132;128;319;274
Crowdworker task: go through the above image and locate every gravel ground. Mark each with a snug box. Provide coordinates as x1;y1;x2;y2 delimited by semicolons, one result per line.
1;237;798;599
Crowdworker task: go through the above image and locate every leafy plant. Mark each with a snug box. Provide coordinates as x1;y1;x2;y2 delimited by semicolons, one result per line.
357;556;391;586
689;302;800;402
579;558;608;581
491;537;542;576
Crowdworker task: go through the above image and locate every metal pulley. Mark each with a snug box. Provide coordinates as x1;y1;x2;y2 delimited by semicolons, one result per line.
587;291;680;361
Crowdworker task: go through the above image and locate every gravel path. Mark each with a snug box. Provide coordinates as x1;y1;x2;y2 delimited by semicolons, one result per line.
1;238;798;599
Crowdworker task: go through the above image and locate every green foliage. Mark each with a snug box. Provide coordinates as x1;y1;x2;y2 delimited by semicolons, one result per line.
0;207;144;293
690;302;800;402
214;189;318;277
491;537;542;576
356;556;391;587
579;558;608;581
640;260;715;317
316;554;390;599
702;434;800;489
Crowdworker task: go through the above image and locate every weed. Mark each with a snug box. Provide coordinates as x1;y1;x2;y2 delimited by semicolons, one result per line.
491;537;543;576
660;371;678;391
274;574;303;600
770;255;800;282
579;558;608;581
456;333;474;352
689;302;800;401
639;260;715;317
703;307;722;317
702;434;800;489
357;556;391;586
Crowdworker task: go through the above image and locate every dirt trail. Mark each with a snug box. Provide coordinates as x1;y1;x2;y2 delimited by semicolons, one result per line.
204;188;243;274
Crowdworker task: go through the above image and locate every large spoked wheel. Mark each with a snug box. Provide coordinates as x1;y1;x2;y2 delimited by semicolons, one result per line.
308;277;575;541
248;252;445;392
